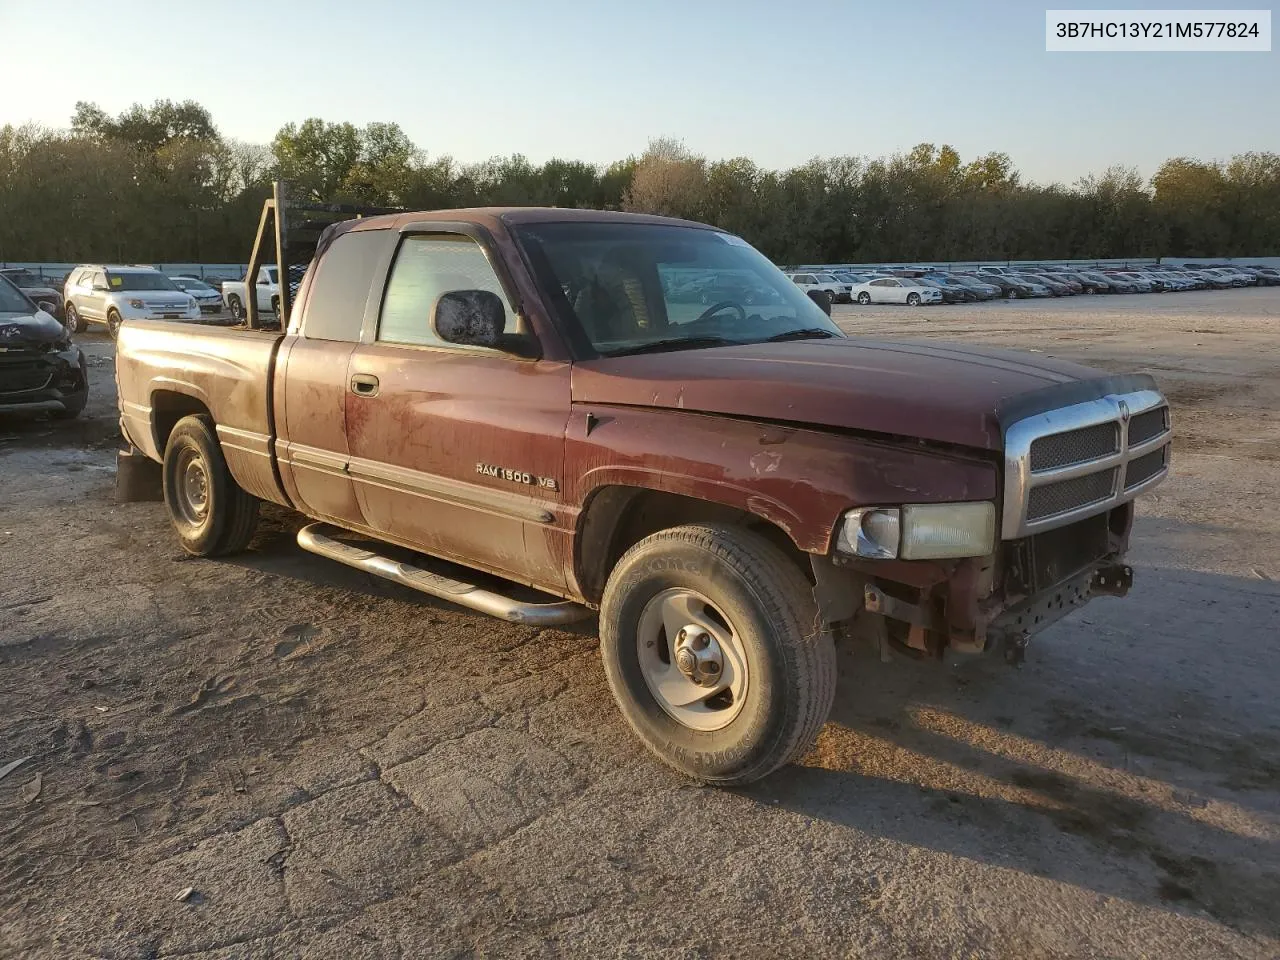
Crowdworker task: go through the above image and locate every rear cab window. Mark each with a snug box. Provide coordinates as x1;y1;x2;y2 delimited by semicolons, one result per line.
301;229;390;342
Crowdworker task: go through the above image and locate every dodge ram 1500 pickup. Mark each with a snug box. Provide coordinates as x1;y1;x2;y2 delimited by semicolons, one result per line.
115;204;1171;784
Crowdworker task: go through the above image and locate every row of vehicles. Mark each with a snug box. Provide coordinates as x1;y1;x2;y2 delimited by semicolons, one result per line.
0;265;278;339
782;262;1279;306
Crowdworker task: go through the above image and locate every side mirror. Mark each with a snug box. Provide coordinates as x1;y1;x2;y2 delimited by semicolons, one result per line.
806;289;832;316
36;300;58;315
433;289;508;350
93;283;110;292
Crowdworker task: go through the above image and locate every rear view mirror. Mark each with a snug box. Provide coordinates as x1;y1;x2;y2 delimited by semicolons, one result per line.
433;289;507;349
806;289;832;316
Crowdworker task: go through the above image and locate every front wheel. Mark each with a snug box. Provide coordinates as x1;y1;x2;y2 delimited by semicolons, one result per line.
599;523;836;785
106;308;123;339
162;414;260;556
856;291;871;305
906;293;921;306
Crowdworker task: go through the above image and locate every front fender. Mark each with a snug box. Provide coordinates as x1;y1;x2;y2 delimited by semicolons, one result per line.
566;407;998;554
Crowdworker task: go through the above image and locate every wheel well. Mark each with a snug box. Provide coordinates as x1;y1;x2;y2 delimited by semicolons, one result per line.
575;486;812;604
152;391;211;454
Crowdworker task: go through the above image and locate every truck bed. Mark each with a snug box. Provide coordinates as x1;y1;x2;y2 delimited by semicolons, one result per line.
116;319;286;503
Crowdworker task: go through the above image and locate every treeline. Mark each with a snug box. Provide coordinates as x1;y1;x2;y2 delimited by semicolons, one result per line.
2;99;1278;265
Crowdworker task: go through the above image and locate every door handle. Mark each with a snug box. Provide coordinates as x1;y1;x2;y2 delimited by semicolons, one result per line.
350;374;380;397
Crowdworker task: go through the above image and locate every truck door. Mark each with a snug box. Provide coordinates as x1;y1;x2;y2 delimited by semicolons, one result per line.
275;228;392;527
345;230;571;593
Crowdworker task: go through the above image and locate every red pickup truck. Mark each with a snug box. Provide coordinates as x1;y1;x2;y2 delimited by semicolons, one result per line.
115;206;1171;784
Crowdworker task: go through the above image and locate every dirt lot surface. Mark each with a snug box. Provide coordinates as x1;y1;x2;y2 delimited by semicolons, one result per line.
2;289;1278;958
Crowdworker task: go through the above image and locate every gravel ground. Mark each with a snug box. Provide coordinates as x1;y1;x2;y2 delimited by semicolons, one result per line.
1;289;1278;958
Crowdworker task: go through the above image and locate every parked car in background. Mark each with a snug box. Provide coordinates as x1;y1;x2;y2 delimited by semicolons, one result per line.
222;265;281;321
814;272;852;303
1073;271;1125;293
1004;275;1053;298
851;277;942;305
786;273;834;308
946;275;1002;299
0;268;65;321
1105;272;1153;293
0;274;87;419
63;265;201;338
170;276;226;314
922;275;981;302
1022;273;1078;296
1052;271;1109;294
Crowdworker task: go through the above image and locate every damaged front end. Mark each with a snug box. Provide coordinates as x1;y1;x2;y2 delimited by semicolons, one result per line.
815;386;1170;665
0;320;88;416
814;503;1137;665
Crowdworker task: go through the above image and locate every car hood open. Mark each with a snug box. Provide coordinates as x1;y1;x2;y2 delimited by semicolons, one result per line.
572;338;1157;451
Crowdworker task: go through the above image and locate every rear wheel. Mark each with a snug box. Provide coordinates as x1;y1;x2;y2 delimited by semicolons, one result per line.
227;295;244;322
162;415;259;556
599;523;836;785
64;302;83;334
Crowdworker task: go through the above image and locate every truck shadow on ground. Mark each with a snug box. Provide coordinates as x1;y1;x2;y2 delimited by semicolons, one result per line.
218;508;1280;937
745;565;1280;939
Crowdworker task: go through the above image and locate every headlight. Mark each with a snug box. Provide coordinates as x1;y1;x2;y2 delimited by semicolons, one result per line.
128;298;145;309
837;502;996;560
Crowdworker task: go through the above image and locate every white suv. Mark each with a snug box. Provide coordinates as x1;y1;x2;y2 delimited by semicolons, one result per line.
64;265;200;339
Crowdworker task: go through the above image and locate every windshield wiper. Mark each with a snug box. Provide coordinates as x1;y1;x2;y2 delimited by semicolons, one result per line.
764;328;838;342
603;336;740;357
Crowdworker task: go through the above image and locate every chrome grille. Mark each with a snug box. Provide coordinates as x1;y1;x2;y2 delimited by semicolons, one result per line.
1127;407;1168;446
1027;470;1118;522
1003;388;1171;538
1124;445;1168;489
1029;422;1119;471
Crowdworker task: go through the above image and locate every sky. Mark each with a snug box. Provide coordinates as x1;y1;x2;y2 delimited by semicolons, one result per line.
1;0;1276;185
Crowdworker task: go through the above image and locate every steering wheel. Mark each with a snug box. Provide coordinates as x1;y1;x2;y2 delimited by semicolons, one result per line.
693;301;746;324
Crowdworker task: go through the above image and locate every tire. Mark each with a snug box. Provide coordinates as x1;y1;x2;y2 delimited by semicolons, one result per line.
106;308;123;340
227;295;244;322
906;293;921;306
162;414;260;557
270;295;280;317
64;302;83;334
856;292;871;305
599;523;836;785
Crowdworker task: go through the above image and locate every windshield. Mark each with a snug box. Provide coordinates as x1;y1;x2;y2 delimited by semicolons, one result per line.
173;277;214;292
515;222;842;356
0;269;43;286
107;271;179;292
0;277;34;313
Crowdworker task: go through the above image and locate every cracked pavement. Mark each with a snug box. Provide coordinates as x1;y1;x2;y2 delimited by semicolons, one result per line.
2;290;1278;958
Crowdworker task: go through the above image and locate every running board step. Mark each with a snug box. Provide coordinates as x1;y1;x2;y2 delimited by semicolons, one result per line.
296;523;592;627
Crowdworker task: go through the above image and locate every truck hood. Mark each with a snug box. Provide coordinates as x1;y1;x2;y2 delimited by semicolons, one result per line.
572;338;1156;451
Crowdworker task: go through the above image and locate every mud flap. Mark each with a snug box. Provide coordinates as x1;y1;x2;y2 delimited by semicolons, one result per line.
115;447;163;503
